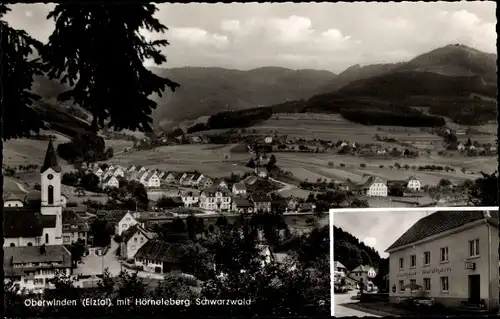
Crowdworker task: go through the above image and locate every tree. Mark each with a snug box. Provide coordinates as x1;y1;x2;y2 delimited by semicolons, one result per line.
186;214;197;240
267;154;277;171
468;171;498;206
80;173;100;190
1;4;45;140
172;217;186;233
438;178;452;188
68;239;86;268
90;219;112;247
41;3;180;133
246;158;256;169
215;215;229;229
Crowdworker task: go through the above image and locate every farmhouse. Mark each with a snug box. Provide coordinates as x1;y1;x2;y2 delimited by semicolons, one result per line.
251;194;272;213
120;224;157;260
232;197;254;214
177;190;201;207
4;245;72;294
3;193;24;208
4;139;64;247
348;265;373;285
385;210;499;310
232;183;247;195
357;176;388;197
213;178;229;189
406;175;421;191
199;187;232;211
102;175;119;189
116;211;139;235
134;241;186;274
334;261;347;274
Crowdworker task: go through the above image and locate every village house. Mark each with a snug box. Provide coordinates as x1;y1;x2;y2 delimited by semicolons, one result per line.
457;143;466;151
126;171;141;182
386;210;499;310
357;176;388;197
160;171;178;184
101;175;120;189
251;194;272;213
127;165;137;173
120;224;157;260
287;197;300;211
213;178;229;189
140;171;161;188
334;261;347;274
198;176;214;189
337;183;350;191
406;175;421;191
180;173;194;186
231;197;254;214
108;166;125;178
347;265;374;285
3;193;24;208
116;211;140;235
177;190;201;207
255;167;268;178
199;187;232;212
134;241;186;274
62;209;90;245
190;173;205;186
4;245;72;294
232;183;247;196
92;167;104;180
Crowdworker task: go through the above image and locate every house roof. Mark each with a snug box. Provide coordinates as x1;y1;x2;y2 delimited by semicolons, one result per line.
40;139;61;173
121;224;156;243
386;210;499;252
3;192;23;202
358;176;385;188
183;174;194;181
334;261;346;269
4;245;72;277
102;175;117;184
213;178;227;186
144;171;158;181
242;176;258;185
178;190;200;197
406;175;419;182
387;180;407;187
62;210;90;232
233;197;253;207
134;241;187;263
192;173;202;180
24;191;42;207
351;265;372;273
232;183;246;191
252;194;272;203
256;167;268;174
4;208;56;238
202;187;232;196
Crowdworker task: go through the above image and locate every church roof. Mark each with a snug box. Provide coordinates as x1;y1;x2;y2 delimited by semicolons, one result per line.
3;208;56;238
40;138;61;173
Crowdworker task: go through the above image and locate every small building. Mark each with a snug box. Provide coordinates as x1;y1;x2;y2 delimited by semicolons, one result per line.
102;175;119;189
232;197;254;214
251;194;272;213
242;175;258;186
213;178;229;189
348;265;373;285
334;261;347;274
457;143;466;151
198;176;214;189
3;245;72;294
232;183;247;196
134;241;186;274
120;224;156;260
141;171;160;188
116;211;139;235
406;175;421;191
177;190;200;207
386;210;499;310
357;176;388;197
287;197;300;211
190;173;205;186
199;187;232;212
3;193;24;208
180;174;194;186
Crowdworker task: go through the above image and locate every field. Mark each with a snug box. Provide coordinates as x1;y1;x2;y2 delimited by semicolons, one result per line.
111;144;253;178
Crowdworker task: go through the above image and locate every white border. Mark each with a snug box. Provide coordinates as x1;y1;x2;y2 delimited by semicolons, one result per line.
329;206;499;317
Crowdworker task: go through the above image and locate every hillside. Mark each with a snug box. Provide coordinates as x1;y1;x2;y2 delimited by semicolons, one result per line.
149;66;337;130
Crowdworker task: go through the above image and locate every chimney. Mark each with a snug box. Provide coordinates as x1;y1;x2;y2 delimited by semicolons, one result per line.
40;244;46;255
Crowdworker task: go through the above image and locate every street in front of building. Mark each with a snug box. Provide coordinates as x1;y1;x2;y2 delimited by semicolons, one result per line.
334;290;381;317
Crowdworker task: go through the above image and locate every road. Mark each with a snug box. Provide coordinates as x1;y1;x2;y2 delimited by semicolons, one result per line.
268;177;298;194
334;290;380;317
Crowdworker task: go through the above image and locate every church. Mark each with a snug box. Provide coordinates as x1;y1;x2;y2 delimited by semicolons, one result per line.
4;139;64;247
3;139;72;294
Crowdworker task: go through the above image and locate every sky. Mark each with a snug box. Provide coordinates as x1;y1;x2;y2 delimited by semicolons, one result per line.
333;210;431;258
4;2;497;73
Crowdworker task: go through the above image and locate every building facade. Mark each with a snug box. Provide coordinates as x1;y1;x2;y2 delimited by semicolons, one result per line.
386;211;499;310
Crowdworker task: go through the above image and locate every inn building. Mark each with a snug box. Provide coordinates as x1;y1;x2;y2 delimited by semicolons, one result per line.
385;210;499;310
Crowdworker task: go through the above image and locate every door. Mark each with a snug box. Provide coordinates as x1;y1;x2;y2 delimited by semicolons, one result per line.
468;275;480;303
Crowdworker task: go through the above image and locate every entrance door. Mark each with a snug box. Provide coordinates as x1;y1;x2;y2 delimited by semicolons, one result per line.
468;275;480;303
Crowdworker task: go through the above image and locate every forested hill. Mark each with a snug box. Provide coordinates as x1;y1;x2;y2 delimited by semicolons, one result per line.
333;226;384;272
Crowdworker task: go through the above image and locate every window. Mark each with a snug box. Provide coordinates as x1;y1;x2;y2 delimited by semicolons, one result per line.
410;279;417;289
469;239;479;257
410;255;416;268
440;247;448;262
27;242;33;246
10;243;15;247
440;277;449;292
423;251;431;265
399;257;404;269
134;237;137;243
131;245;136;250
399;280;405;292
48;185;54;205
45;234;49;244
423;278;431;291
140;237;144;243
34;278;44;285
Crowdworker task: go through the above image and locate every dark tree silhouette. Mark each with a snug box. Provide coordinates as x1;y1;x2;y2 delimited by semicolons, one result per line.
41;3;180;132
1;4;45;140
468;171;498;206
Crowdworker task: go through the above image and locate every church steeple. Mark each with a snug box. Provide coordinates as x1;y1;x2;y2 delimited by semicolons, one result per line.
40;138;61;173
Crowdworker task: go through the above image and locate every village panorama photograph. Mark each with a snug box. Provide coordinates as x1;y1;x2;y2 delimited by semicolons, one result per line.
333;207;500;317
1;0;497;318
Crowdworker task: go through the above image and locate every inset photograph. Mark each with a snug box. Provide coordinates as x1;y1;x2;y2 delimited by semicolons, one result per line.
333;207;499;316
